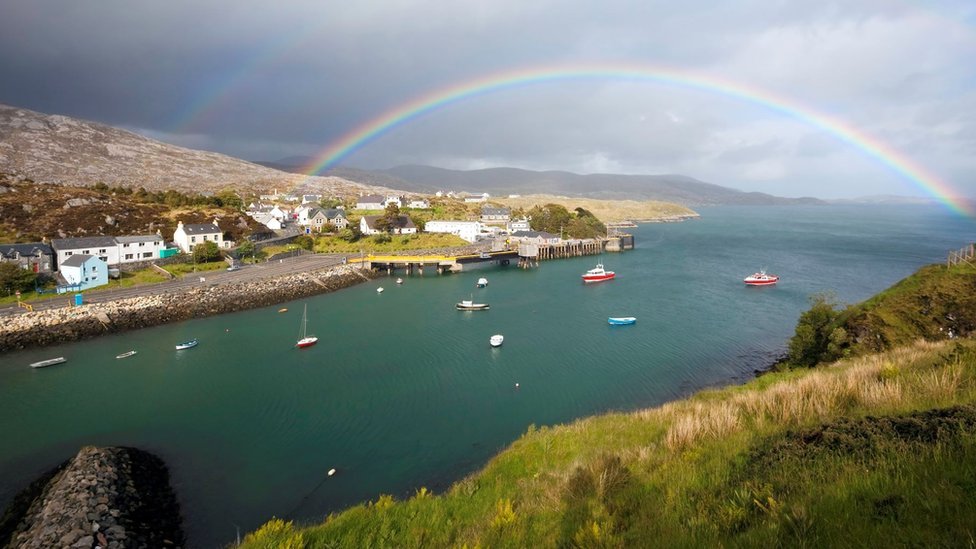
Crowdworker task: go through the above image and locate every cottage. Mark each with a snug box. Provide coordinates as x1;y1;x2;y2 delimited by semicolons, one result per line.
510;230;561;245
462;193;490;203
0;242;54;273
360;215;417;235
173;219;229;253
269;205;290;222
356;194;387;210
407;198;430;209
424;220;484;243
480;206;511;223
253;213;284;231
508;218;531;233
115;234;165;264
57;254;108;293
51;236;120;268
301;194;322;205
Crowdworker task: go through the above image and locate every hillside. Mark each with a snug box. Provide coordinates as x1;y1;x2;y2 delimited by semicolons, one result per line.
0;104;384;197
242;262;976;547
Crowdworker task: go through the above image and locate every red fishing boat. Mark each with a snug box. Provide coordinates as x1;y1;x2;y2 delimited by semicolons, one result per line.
744;269;778;286
582;263;615;283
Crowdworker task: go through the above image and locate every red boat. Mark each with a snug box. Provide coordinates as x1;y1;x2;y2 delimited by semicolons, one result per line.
744;269;778;286
582;263;615;283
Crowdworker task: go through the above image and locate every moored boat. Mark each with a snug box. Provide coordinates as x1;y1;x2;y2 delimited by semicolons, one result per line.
456;299;489;311
396;278;403;285
296;304;318;349
377;287;384;293
30;357;66;368
115;350;137;359
490;334;504;347
608;317;637;325
582;263;615;283
175;339;198;350
476;277;488;288
744;269;779;286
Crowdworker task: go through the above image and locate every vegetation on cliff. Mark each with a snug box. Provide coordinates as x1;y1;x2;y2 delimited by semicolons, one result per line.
242;262;976;548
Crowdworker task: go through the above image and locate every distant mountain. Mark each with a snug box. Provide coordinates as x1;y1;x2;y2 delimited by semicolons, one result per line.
0;104;384;197
827;195;938;205
263;162;822;206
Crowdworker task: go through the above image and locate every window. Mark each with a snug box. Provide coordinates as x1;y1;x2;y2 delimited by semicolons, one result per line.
84;250;90;254
139;242;145;247
125;254;134;260
191;236;196;243
123;243;130;248
66;251;73;256
142;252;152;258
99;249;106;254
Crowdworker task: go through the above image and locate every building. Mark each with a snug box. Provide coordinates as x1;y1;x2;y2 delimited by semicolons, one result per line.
173;220;229;253
406;198;430;209
462;193;490;203
480;206;511;223
360;215;418;235
508;218;531;232
356;194;387;210
51;236;120;268
305;208;349;232
115;234;165;264
301;194;322;205
269;205;290;222
510;230;561;245
253;213;284;231
57;254;108;293
424;220;484;243
0;242;54;273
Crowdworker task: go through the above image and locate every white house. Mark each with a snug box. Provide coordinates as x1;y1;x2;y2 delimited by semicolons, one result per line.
463;193;490;203
51;236;120;268
384;195;404;208
301;194;322;205
424;220;484;243
269;205;290;223
116;234;165;264
57;254;108;293
173;219;229;253
356;194;386;210
253;213;284;231
508;218;531;232
480;206;511;223
360;215;417;235
407;198;430;209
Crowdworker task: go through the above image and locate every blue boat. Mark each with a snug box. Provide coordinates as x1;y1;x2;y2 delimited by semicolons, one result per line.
608;317;636;326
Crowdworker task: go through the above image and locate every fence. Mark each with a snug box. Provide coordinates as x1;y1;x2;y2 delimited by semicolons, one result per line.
947;243;975;267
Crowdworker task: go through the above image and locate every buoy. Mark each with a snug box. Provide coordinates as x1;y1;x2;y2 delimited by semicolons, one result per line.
515;383;520;389
328;468;336;476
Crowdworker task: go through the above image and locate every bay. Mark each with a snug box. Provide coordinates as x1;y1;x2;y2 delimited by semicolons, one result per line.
1;204;973;547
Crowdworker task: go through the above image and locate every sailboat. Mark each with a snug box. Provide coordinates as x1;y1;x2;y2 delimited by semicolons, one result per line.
296;304;318;348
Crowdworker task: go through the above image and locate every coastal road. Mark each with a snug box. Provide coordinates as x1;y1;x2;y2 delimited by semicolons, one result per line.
0;253;353;316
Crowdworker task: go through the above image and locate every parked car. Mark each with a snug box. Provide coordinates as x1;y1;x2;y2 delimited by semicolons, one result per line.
227;264;242;272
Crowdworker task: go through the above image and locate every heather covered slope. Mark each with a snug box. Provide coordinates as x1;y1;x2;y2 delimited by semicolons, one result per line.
242;263;976;548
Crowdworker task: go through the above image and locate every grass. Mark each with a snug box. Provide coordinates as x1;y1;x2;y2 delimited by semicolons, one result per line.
312;233;469;254
162;260;227;277
241;338;976;548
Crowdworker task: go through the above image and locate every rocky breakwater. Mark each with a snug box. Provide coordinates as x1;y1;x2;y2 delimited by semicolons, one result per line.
0;265;376;352
0;446;183;549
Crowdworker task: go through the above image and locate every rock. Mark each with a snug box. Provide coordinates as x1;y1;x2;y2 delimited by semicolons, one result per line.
22;203;33;213
64;197;92;208
104;215;116;226
73;535;94;547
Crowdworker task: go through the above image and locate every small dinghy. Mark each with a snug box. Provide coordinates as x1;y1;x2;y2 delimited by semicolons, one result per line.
396;278;403;285
456;299;489;311
608;317;637;326
476;277;488;288
490;334;504;347
175;339;198;350
115;350;137;359
30;357;66;368
377;287;384;293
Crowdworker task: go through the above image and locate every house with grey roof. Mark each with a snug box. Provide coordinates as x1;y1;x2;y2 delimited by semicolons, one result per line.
51;236;120;267
480;206;511;223
116;234;166;264
360;215;417;235
356;194;387;210
305;208;349;232
509;230;561;245
57;254;108;293
173;219;229;253
0;242;54;273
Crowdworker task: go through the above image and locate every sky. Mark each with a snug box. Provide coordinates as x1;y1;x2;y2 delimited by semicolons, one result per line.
1;0;975;199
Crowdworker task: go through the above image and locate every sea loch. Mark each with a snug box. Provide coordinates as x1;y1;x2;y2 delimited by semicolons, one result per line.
1;204;973;547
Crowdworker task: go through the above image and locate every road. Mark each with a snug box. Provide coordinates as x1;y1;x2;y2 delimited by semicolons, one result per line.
0;253;352;316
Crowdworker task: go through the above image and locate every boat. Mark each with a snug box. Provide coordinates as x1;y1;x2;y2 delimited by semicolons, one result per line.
30;357;66;368
476;277;488;288
744;269;779;286
296;304;318;349
175;339;198;350
608;317;637;326
490;334;504;347
396;278;403;285
278;308;288;313
115;350;137;359
377;287;384;293
456;299;489;311
582;263;615;283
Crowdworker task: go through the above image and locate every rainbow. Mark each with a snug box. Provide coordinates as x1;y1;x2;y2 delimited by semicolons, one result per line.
299;63;971;216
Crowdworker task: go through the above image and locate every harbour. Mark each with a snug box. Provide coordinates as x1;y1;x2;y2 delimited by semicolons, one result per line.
1;204;973;547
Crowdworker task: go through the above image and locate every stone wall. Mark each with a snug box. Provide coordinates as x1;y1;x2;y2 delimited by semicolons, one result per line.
0;265;375;352
1;446;183;549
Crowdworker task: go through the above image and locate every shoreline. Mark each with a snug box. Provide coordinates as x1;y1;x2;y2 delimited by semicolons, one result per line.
0;265;377;353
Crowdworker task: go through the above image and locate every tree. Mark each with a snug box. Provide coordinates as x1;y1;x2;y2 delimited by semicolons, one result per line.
192;241;221;263
787;293;846;367
0;263;37;295
319;197;343;209
337;226;360;242
236;239;256;259
293;235;314;250
374;203;402;234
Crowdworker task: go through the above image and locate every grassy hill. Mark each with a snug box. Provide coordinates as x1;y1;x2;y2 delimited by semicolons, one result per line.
241;263;976;548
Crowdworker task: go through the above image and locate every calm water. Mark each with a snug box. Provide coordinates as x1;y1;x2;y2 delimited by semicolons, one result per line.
1;205;973;547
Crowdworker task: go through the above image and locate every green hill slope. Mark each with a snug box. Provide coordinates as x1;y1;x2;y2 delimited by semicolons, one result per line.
242;264;976;548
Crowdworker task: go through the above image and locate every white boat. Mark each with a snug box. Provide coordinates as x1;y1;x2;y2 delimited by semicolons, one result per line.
608;317;637;326
476;277;488;288
30;357;66;368
115;350;137;359
490;334;504;347
175;339;198;350
396;278;403;285
582;263;615;283
456;299;489;311
296;304;318;349
744;269;779;286
377;287;384;293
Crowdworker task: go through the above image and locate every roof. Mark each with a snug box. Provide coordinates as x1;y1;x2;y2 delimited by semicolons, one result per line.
51;236;117;250
511;230;558;239
481;207;511;215
181;223;221;235
115;234;163;244
0;242;53;258
362;215;416;230
357;194;386;204
60;254;103;268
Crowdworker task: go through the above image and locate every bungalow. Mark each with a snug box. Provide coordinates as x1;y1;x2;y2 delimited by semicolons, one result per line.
0;242;54;273
360;215;417;235
509;230;561;245
301;194;322;205
51;236;119;267
407;198;430;209
508;217;531;232
480;206;511;223
269;205;290;223
253;213;284;231
463;193;490;203
115;234;165;264
57;254;108;293
173;219;229;253
356;194;386;210
307;208;349;232
424;220;483;243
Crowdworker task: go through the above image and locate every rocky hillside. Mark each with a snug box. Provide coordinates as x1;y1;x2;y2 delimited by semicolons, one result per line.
0;103;387;197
